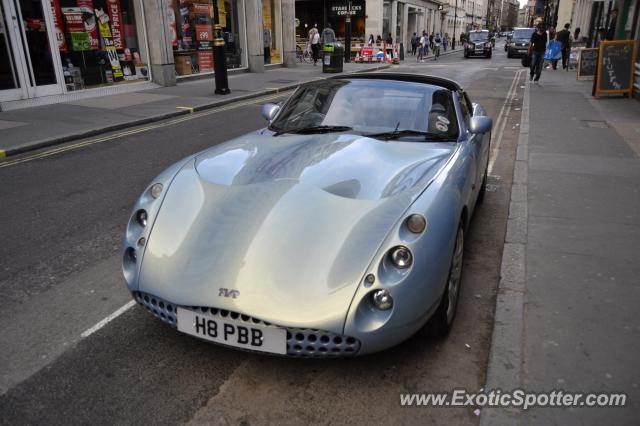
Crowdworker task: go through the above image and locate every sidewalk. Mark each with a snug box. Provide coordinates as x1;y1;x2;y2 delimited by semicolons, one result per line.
483;68;640;423
0;61;390;157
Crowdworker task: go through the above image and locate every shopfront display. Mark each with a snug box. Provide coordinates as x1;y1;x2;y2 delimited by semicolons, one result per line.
262;0;281;64
169;0;246;76
56;0;149;89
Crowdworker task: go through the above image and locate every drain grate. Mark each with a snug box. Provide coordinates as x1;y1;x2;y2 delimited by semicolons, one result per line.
581;120;609;128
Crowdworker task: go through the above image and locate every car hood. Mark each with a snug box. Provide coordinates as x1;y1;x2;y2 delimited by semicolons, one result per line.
138;133;456;333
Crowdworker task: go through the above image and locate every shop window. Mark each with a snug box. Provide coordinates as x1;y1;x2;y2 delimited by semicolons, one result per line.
170;0;246;76
262;0;281;64
54;0;149;90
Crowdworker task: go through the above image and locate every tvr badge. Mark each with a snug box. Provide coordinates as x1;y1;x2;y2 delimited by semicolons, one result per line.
219;288;240;299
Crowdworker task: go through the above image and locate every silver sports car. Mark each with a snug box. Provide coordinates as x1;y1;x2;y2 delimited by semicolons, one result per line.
123;74;492;357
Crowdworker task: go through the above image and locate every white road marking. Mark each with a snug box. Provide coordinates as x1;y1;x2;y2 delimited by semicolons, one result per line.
488;69;524;173
80;300;136;338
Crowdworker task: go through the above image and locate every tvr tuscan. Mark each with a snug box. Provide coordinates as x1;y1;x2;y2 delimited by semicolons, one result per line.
123;73;493;357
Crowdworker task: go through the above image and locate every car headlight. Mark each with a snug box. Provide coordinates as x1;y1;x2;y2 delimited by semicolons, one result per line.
150;183;163;199
372;289;393;310
406;214;427;234
135;209;148;227
389;246;412;269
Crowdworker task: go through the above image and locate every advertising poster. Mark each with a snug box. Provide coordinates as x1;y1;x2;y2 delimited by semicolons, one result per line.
62;7;90;50
195;24;212;41
96;8;124;80
50;0;68;52
167;1;177;47
106;0;124;49
76;0;99;50
197;50;214;72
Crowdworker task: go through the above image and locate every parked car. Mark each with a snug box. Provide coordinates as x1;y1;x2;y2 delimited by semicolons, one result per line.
507;27;535;58
122;74;493;357
464;30;492;58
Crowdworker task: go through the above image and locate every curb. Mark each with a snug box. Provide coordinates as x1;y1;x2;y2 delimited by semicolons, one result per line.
0;64;391;158
479;75;530;424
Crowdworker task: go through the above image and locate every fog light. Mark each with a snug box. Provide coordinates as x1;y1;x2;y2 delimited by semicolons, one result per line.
135;209;148;227
406;214;426;234
150;183;163;199
125;247;137;264
372;289;393;310
389;246;412;269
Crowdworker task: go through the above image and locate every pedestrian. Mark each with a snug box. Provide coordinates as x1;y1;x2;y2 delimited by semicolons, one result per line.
368;33;374;46
605;8;618;40
433;33;441;60
321;23;336;44
573;27;581;43
556;23;571;70
546;26;558;70
429;32;434;50
528;22;548;84
417;32;427;62
411;32;417;55
309;27;320;66
376;34;382;44
386;33;393;45
443;33;449;51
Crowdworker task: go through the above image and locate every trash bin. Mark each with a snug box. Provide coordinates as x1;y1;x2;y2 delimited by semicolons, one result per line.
323;43;344;73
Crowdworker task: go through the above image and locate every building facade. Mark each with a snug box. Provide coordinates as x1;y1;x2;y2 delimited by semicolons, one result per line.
1;0;296;110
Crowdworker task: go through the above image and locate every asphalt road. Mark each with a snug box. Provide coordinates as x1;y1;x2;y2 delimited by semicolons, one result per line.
0;44;526;424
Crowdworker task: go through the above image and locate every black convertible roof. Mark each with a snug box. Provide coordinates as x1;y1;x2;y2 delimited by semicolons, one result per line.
329;73;462;92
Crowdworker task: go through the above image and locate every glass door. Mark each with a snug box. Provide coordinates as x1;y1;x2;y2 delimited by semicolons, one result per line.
0;0;64;102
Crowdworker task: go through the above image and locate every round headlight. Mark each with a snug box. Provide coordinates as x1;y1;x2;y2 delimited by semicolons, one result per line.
150;183;163;199
406;214;427;234
135;209;148;227
389;246;412;269
372;289;393;310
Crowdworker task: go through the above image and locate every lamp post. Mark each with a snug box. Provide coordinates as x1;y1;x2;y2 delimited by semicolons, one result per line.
452;0;458;49
345;0;351;62
212;0;230;95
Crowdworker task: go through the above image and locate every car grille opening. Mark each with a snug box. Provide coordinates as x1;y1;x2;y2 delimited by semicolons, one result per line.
133;291;360;357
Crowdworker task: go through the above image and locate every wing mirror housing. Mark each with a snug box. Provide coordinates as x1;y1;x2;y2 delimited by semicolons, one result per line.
469;116;493;134
262;103;280;121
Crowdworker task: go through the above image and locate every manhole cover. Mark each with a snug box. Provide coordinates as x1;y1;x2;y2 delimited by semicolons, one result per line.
582;120;609;128
268;79;296;84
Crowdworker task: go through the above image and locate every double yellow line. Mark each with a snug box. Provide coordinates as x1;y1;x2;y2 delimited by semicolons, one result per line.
0;92;289;169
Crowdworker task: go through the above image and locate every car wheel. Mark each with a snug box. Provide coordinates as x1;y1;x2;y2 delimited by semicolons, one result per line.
426;224;464;338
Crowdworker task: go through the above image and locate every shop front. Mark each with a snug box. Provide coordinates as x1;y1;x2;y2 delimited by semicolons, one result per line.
295;0;365;40
168;0;248;76
1;0;151;105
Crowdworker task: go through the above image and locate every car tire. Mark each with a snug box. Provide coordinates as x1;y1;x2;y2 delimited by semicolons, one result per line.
426;223;465;338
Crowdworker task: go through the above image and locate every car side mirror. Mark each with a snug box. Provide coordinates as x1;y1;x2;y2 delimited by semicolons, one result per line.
262;103;280;121
469;116;493;134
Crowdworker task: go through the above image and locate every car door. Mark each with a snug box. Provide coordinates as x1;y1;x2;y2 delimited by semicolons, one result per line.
458;92;483;196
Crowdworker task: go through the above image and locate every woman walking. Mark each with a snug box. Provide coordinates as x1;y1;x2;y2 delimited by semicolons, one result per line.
309;27;320;66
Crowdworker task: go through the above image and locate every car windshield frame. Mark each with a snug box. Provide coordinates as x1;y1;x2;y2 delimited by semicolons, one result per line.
468;32;489;42
268;78;460;142
513;28;534;39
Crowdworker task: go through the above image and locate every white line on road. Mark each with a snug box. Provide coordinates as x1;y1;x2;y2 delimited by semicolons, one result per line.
80;300;136;338
488;69;524;173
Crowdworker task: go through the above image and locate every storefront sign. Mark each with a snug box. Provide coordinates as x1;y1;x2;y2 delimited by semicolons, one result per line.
329;1;364;17
50;0;68;52
192;3;210;14
106;0;124;50
76;0;99;50
96;9;124;80
197;50;214;72
195;24;213;41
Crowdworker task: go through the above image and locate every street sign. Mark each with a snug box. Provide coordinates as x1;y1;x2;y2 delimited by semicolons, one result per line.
594;40;637;98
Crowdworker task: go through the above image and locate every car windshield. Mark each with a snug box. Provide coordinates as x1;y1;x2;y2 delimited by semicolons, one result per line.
513;28;534;39
469;32;489;42
269;79;459;141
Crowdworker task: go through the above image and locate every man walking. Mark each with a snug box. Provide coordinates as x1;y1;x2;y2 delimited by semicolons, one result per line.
528;23;548;84
556;23;571;70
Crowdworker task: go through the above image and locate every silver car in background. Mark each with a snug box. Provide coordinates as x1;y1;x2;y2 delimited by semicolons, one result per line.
122;74;493;357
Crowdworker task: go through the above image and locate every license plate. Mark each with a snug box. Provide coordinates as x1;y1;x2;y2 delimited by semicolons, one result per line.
177;308;287;354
